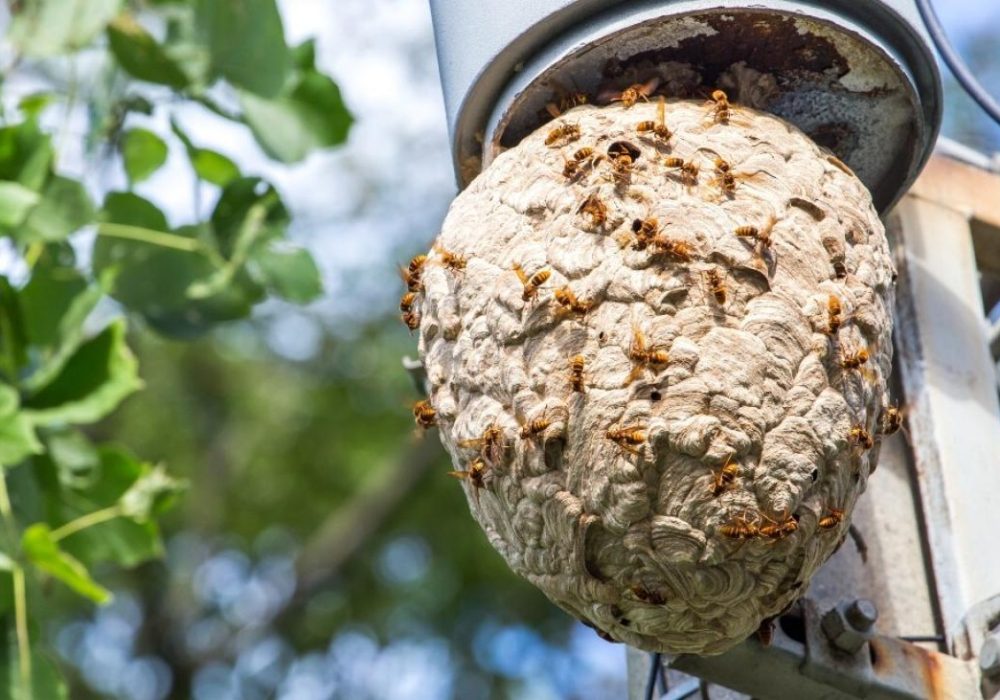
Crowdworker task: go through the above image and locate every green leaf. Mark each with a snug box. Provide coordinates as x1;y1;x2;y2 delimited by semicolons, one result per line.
190;148;240;186
187;177;287;298
38;446;165;568
95;193;264;338
19;256;106;394
0;278;28;380
211;177;288;257
0;119;53;192
7;0;122;57
99;190;169;231
291;38;316;70
21;524;112;603
240;67;353;163
0;626;68;700
0;182;40;228
19;176;94;243
119;465;184;521
18;247;86;350
170;119;240;185
250;242;323;303
107;13;190;89
18;92;55;120
42;428;99;489
195;0;291;98
22;320;142;426
121;128;168;185
0;384;42;466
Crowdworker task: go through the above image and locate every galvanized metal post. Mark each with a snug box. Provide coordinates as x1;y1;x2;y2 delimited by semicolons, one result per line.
892;159;1000;642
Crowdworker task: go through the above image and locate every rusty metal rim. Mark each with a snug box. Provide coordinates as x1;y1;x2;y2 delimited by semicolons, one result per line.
444;0;940;213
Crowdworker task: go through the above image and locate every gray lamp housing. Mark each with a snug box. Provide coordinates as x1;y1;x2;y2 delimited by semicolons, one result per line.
428;0;943;213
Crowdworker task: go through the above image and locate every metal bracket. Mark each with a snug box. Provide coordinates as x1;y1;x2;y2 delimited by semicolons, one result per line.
629;597;982;699
402;356;429;396
952;594;1000;699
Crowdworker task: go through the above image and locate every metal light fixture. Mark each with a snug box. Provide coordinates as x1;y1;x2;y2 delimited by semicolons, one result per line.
429;0;943;213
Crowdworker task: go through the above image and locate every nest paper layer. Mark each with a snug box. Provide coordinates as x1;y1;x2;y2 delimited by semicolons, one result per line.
416;99;894;654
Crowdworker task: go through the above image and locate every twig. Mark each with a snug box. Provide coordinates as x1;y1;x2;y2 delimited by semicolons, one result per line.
0;472;31;696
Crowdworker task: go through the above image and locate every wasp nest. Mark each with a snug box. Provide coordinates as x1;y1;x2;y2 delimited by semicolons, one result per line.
412;97;895;655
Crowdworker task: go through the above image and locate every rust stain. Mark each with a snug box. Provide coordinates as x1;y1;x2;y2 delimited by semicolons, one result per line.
876;641;945;700
870;638;893;674
609;12;847;93
912;644;945;700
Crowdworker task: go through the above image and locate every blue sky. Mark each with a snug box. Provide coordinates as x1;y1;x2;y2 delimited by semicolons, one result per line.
936;0;1000;39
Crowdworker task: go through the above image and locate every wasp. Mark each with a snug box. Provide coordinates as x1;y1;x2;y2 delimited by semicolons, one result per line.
708;89;731;123
545;122;581;147
625;327;669;385
412;400;437;429
734;214;777;253
458;424;507;465
448;459;487;505
839;346;870;370
401;311;420;332
400;254;428;292
512;263;551;302
554;286;592;317
823;294;843;336
433;244;467;271
709;456;739;496
606;424;647;455
663;156;699;183
849;425;874;450
578;193;608;227
650;234;694;263
710;168;766;196
630;216;659;250
608;153;634;188
818;507;845;530
720;511;759;539
400;292;419;332
562;147;603;180
636;96;671;142
569;354;586;392
757;617;776;646
630;585;666;605
879;403;905;436
705;268;727;305
519;410;552;441
543;84;588;118
759;513;798;540
605;77;660;109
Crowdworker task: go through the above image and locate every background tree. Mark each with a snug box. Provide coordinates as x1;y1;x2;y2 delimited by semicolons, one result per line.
0;0;347;695
2;1;997;699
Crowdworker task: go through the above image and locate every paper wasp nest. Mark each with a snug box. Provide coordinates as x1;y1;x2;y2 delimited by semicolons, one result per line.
414;98;894;654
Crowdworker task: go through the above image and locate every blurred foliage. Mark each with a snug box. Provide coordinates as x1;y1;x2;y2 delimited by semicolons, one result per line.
1;0;996;698
0;0;351;696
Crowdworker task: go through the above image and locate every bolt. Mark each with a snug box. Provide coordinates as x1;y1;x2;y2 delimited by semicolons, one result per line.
982;635;1000;680
846;599;878;631
823;599;878;655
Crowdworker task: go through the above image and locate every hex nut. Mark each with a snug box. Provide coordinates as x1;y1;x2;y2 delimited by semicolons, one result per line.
982;635;1000;679
417;100;894;654
823;601;876;655
845;598;878;631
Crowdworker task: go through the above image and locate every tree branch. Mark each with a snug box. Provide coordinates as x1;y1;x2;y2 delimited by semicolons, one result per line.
291;433;444;601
